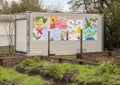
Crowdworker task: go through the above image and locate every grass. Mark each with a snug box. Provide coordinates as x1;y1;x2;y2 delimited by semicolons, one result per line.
0;66;49;85
16;57;120;85
0;46;13;54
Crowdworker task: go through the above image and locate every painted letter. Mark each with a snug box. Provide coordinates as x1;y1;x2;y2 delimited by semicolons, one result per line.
67;19;74;29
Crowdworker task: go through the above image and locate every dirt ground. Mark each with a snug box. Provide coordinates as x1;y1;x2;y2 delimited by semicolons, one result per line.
0;50;120;66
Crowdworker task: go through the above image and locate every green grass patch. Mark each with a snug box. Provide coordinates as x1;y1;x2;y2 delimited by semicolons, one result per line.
0;66;49;85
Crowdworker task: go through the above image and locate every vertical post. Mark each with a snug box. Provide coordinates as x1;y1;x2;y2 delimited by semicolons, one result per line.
8;17;10;54
48;31;50;57
80;29;83;58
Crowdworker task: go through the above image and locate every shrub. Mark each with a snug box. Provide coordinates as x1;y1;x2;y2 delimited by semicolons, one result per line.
47;64;65;80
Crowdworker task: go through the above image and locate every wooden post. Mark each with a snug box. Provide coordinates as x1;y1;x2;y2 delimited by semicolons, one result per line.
80;29;83;58
48;31;50;57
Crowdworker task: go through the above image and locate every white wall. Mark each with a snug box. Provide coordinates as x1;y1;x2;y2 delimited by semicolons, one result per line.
0;22;14;46
15;19;27;52
28;13;104;56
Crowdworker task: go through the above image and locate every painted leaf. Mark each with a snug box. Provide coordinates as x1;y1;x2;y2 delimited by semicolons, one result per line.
94;31;97;35
36;17;43;22
33;32;38;40
90;18;97;22
84;24;89;29
37;36;41;40
36;17;40;22
85;18;89;25
43;18;47;24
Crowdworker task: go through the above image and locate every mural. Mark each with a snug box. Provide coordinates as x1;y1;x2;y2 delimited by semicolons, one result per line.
33;16;97;41
66;19;82;40
50;16;67;29
33;28;49;40
33;16;50;28
50;29;66;41
82;18;97;40
33;16;49;40
66;28;81;40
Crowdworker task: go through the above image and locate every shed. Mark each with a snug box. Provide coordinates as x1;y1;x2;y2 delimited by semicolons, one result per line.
14;12;104;56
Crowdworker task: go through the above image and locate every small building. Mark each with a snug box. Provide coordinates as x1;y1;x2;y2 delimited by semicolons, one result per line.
14;12;104;56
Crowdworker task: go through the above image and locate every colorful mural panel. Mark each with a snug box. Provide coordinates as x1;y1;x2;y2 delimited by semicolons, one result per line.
33;16;97;41
50;16;67;29
33;28;49;40
67;28;80;40
82;18;97;40
33;16;50;28
33;16;50;40
66;19;82;40
50;29;66;41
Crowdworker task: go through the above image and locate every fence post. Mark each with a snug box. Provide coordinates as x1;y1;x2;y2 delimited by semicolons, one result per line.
48;31;50;57
80;29;83;59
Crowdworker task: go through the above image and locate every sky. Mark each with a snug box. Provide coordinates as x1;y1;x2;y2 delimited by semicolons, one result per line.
7;0;70;12
42;0;70;12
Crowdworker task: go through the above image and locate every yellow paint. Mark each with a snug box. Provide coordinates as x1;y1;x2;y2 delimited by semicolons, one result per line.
50;16;57;24
90;21;93;26
38;18;43;25
76;28;82;35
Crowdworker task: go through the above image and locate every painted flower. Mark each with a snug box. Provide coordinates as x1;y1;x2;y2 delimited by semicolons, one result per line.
50;24;55;29
36;28;43;35
38;18;43;25
50;16;57;24
90;21;94;26
76;28;82;35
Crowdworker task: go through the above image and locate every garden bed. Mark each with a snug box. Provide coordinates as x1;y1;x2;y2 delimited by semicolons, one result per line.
1;57;120;85
15;58;120;85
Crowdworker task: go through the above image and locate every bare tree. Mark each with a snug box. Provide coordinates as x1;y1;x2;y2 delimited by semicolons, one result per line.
44;3;65;13
0;15;14;54
0;0;10;14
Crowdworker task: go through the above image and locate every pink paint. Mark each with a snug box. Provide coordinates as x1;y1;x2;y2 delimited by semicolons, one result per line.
36;28;43;35
50;16;67;29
